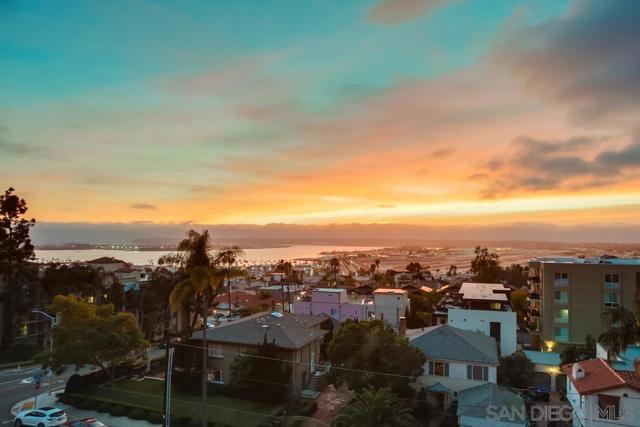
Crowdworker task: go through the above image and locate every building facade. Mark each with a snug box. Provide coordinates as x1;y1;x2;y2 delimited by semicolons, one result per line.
528;256;640;349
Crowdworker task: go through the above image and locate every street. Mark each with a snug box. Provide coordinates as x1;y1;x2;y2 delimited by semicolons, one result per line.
0;348;165;425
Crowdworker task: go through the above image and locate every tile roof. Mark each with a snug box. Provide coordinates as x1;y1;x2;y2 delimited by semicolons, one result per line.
410;324;498;365
457;383;525;425
562;358;638;395
192;311;329;350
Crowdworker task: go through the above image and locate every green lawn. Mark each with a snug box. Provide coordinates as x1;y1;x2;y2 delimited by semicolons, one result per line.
87;378;281;427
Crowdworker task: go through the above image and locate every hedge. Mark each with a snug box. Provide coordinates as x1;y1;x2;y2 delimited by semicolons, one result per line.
110;405;127;417
96;401;112;413
147;412;163;424
128;408;147;420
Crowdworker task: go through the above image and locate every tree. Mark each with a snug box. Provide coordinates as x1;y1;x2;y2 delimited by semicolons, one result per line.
497;351;535;389
229;335;291;402
139;267;180;340
333;386;417;427
598;307;640;362
34;295;148;383
327;320;425;395
560;335;596;365
329;257;340;285
0;187;36;350
406;262;423;274
470;246;501;283
510;289;529;324
159;229;221;427
499;264;529;288
215;246;245;315
407;292;441;328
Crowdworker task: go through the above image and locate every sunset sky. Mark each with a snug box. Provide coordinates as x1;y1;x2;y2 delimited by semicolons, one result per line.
2;0;640;233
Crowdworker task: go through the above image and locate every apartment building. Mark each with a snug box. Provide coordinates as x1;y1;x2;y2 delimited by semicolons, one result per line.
528;256;640;349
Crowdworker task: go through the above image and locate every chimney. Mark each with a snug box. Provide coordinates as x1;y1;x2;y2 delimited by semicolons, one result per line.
398;316;407;337
572;363;585;379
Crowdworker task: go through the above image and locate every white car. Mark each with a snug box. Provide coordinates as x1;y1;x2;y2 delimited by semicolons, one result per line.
14;406;67;427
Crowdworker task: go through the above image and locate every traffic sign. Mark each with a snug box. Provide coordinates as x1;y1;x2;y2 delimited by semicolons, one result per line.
33;374;42;382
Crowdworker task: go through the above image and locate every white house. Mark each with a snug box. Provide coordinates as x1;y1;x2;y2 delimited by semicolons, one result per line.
410;324;499;409
563;358;640;427
448;307;517;356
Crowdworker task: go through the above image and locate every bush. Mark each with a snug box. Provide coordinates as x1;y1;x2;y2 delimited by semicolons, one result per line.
96;401;112;413
128;408;147;420
110;405;127;417
287;399;317;417
76;399;97;410
147;412;163;424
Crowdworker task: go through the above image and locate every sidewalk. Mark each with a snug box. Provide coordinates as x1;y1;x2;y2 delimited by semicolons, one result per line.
12;392;161;427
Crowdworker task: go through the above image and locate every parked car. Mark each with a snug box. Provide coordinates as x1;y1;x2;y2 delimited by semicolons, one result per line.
64;418;107;427
14;407;67;427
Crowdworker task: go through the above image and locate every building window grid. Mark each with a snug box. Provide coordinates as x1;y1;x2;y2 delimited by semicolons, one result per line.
208;343;223;358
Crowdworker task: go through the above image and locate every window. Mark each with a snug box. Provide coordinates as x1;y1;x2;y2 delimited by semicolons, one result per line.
598;394;620;420
330;308;338;317
604;292;620;307
466;365;489;381
489;302;502;310
554;272;569;286
428;361;449;377
207;368;224;384
207;343;223;358
554;291;568;304
554;327;569;342
554;309;569;323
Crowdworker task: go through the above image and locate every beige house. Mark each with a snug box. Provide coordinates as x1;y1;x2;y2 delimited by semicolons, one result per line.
191;312;334;394
528;256;640;350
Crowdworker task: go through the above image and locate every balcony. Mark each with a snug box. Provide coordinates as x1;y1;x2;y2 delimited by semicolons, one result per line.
604;282;620;289
528;292;541;301
554;279;569;287
554;316;569;324
554;298;568;305
554;335;569;343
527;308;541;317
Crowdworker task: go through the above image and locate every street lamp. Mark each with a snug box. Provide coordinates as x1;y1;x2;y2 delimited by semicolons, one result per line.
31;310;58;395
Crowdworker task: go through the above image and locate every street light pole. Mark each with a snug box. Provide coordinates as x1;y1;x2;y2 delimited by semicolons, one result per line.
31;310;56;395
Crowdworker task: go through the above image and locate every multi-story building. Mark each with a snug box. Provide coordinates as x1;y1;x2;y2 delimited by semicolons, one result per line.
434;282;517;356
292;287;409;330
528;256;640;350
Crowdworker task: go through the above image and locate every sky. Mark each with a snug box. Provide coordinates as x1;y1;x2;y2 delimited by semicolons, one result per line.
2;0;640;242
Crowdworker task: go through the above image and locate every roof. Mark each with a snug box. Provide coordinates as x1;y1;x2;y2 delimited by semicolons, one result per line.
457;383;525;425
532;256;640;266
459;282;508;301
373;288;406;295
562;358;640;395
313;288;346;293
420;286;434;293
523;350;560;367
192;312;329;350
410;324;498;365
86;257;126;264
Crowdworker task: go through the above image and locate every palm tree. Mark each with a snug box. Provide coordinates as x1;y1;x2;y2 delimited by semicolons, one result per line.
329;257;340;285
275;260;293;312
159;230;220;427
214;246;245;316
599;306;640;363
333;387;417;427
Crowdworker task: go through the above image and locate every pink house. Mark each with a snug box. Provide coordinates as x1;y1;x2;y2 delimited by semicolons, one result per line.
293;288;371;322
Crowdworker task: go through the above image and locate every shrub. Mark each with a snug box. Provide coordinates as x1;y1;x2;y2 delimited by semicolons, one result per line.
147;412;163;424
96;401;112;413
76;399;97;410
110;405;127;417
128;408;147;420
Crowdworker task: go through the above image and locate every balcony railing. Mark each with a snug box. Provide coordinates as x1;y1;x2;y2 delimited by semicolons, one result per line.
554;317;569;324
604;282;620;289
554;298;568;304
554;279;569;287
528;293;541;300
527;308;541;317
554;335;569;343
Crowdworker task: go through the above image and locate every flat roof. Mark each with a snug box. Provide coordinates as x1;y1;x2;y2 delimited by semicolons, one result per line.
313;288;346;293
373;288;407;295
459;283;508;301
532;256;640;266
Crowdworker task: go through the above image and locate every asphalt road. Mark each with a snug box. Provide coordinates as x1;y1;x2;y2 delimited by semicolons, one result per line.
0;348;165;425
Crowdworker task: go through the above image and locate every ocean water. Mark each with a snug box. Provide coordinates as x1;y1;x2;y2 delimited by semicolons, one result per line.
35;245;378;265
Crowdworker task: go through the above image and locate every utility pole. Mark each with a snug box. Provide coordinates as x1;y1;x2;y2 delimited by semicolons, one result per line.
202;291;208;427
31;310;57;395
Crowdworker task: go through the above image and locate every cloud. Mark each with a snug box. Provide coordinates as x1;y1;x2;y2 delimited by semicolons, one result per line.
430;147;456;158
367;0;455;25
481;133;640;196
129;203;157;210
376;204;397;208
494;0;640;124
